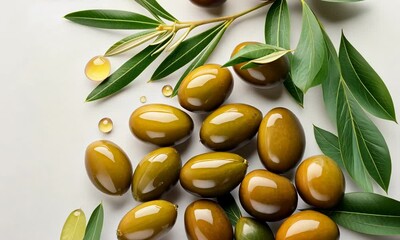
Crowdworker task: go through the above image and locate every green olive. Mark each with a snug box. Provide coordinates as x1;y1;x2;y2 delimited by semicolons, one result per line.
132;147;181;202
235;217;274;240
231;42;289;88
189;0;226;7
180;152;248;197
239;169;297;222
85;140;132;195
295;155;345;209
257;107;305;173
117;200;178;240
185;199;233;240
129;104;194;146
276;210;340;240
200;103;262;151
178;64;233;112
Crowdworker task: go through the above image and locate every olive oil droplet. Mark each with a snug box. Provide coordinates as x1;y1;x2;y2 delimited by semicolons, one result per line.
85;56;111;82
162;85;173;97
98;117;113;133
140;96;147;103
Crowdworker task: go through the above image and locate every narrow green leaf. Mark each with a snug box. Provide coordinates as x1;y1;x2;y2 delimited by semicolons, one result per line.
245;49;292;65
321;192;400;235
291;1;326;92
223;44;285;67
83;204;104;240
313;126;343;168
339;33;396;122
135;0;177;22
86;41;167;101
283;74;304;107
60;209;86;240
105;30;161;56
265;0;290;49
151;23;225;81
64;10;160;29
217;193;242;226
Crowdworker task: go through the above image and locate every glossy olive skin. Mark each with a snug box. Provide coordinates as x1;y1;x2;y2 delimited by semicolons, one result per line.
235;217;274;240
85;140;133;195
231;42;289;88
129;104;194;146
258;107;305;173
239;169;297;222
178;64;233;112
200;103;262;151
295;155;345;209
185;199;233;240
189;0;226;7
276;210;340;240
117;200;178;240
132;147;181;202
180;152;248;197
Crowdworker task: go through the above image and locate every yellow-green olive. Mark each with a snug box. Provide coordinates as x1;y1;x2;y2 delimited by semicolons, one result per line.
117;200;178;240
231;42;289;88
132;147;181;202
235;217;274;240
239;169;297;222
276;210;340;240
180;152;248;197
189;0;226;7
200;103;262;151
85;140;132;195
257;107;305;173
185;199;233;240
178;64;233;112
129;104;194;146
295;155;345;209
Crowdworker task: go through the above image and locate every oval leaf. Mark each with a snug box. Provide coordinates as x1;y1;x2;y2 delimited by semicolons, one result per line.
217;193;242;226
105;30;161;56
60;209;86;240
135;0;177;22
83;204;104;240
64;10;160;29
313;125;343;168
265;0;290;49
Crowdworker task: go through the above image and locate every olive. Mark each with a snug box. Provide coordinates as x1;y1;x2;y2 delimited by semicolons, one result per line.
189;0;226;8
257;107;305;173
239;169;297;222
178;64;233;112
200;103;262;151
85;140;132;195
231;42;289;88
132;147;181;202
117;200;178;240
276;210;340;240
185;199;233;240
235;217;274;240
129;104;194;146
295;155;345;209
180;152;248;197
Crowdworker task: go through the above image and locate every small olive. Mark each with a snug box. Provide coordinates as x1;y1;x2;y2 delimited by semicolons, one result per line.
257;107;305;173
132;147;181;202
185;199;233;240
295;155;345;209
200;103;262;151
178;64;233;112
235;217;274;240
189;0;226;8
276;210;340;240
85;140;132;195
239;169;297;222
180;152;248;197
129;104;194;146
231;42;289;88
117;200;178;240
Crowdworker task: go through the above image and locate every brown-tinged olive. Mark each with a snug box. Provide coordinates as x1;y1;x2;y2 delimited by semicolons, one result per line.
178;64;233;112
184;199;233;240
276;210;340;240
235;217;274;240
180;152;248;197
200;103;262;151
231;42;289;88
257;107;305;173
295;155;345;209
129;104;194;146
189;0;226;7
117;200;178;240
85;140;133;195
239;169;297;222
132;147;181;202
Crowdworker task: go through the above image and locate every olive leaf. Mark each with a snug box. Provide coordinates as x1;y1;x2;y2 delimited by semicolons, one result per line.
313;126;343;168
60;209;86;240
134;0;177;22
217;193;242;226
320;192;400;235
83;203;104;240
241;49;292;69
64;10;161;29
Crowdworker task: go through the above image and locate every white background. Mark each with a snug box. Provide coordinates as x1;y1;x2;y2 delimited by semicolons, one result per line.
1;0;400;239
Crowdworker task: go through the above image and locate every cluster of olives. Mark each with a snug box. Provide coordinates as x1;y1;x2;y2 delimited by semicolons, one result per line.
84;42;345;240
